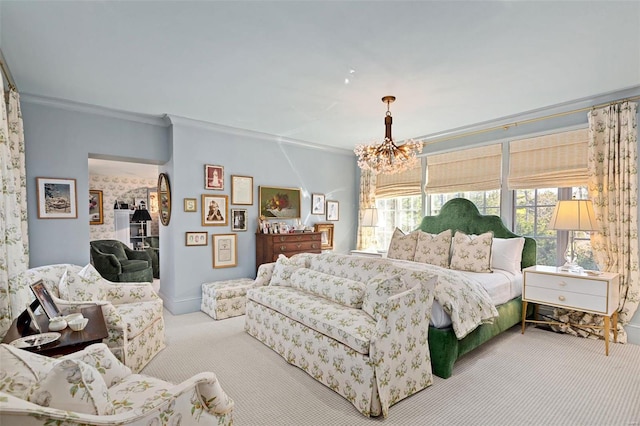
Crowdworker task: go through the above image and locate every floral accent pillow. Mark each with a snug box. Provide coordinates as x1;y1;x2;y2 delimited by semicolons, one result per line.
386;228;419;261
413;229;452;268
27;359;114;415
362;273;409;319
492;237;525;274
450;231;494;273
59;264;107;301
65;343;132;387
289;268;366;308
269;254;307;286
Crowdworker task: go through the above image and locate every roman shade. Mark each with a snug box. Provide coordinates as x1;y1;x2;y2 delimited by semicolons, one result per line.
507;128;588;189
424;144;502;194
375;163;422;198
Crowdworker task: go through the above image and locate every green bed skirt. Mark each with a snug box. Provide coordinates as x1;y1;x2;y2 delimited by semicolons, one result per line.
429;297;526;379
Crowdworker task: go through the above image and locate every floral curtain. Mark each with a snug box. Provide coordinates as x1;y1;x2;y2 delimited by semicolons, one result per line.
356;170;377;250
0;77;29;337
554;101;638;343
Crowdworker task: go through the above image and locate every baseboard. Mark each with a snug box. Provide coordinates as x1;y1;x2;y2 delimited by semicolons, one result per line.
159;295;201;315
624;323;640;345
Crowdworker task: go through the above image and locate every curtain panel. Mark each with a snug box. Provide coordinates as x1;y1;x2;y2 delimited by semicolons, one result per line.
508;128;589;189
356;170;377;250
424;144;502;194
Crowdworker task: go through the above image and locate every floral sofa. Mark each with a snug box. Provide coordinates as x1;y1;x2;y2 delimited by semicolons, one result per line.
244;253;438;418
0;342;234;425
9;264;165;372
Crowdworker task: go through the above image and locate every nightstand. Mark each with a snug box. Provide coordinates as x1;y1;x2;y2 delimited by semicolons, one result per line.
521;265;620;355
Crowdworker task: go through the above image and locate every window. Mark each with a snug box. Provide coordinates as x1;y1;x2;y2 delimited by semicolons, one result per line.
428;190;500;216
375;195;422;251
515;186;596;270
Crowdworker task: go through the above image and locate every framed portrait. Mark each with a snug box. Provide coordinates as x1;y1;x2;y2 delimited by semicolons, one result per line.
326;200;339;221
36;177;78;219
185;231;208;246
231;209;247;231
314;223;334;250
205;164;224;190
231;175;253;205
201;194;229;226
212;234;237;268
259;186;301;219
30;280;61;319
89;189;103;225
311;193;325;215
184;198;197;212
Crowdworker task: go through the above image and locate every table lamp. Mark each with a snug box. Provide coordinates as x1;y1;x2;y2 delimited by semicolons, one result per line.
549;199;597;272
361;207;379;252
132;207;152;249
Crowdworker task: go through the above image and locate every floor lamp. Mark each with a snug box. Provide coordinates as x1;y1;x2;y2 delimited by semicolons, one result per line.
132;207;152;250
549;199;597;272
361;207;379;252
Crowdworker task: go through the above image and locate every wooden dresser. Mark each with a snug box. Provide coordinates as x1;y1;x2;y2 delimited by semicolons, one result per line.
255;232;322;270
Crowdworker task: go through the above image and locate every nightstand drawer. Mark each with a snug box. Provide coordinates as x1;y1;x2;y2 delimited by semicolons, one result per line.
525;273;606;297
524;286;608;314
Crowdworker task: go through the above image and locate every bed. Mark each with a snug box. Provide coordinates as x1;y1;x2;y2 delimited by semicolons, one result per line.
413;198;536;378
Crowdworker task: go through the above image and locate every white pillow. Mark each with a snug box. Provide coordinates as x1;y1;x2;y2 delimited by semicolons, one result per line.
492;237;525;274
450;231;493;273
386;228;419;261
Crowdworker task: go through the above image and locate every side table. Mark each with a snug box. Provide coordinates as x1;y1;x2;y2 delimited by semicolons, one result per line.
2;305;108;357
521;265;620;355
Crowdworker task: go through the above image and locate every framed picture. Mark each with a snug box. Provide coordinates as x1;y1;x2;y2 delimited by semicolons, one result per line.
212;234;237;268
30;280;61;319
311;193;325;215
231;175;253;205
259;186;301;219
205;164;224;190
148;190;159;214
314;223;334;250
36;177;78;219
201;194;229;226
184;198;197;212
89;189;103;225
231;209;247;231
326;200;339;221
185;231;208;246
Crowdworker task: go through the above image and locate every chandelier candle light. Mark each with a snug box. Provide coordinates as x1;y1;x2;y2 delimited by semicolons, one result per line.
354;96;424;175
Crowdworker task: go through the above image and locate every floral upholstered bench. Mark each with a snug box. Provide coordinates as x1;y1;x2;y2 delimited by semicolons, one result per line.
201;278;255;319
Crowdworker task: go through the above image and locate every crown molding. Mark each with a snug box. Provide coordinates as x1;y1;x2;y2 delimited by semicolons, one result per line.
166;114;352;155
20;93;169;127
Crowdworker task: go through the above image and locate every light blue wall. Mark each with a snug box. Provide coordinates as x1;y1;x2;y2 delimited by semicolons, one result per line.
21;100;357;315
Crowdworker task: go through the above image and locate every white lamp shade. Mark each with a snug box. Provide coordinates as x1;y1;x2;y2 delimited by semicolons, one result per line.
361;208;379;227
549;199;598;231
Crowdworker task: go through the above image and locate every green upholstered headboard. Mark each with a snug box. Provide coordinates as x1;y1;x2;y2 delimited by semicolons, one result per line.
417;198;537;270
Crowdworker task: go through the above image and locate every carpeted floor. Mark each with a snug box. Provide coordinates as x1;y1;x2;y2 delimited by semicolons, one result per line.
142;311;640;426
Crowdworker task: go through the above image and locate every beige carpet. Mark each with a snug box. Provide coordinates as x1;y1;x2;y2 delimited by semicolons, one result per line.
142;311;640;426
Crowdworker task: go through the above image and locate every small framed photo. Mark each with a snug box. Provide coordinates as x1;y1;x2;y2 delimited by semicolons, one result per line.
231;209;248;231
185;231;208;246
205;164;224;190
89;189;103;225
326;200;339;221
231;175;254;205
36;177;78;219
311;193;325;215
314;223;334;250
184;198;197;212
30;280;61;319
202;194;229;226
212;234;237;268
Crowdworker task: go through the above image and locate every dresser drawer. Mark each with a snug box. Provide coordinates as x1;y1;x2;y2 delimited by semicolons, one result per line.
524;285;608;314
273;241;321;254
525;272;607;297
272;234;321;243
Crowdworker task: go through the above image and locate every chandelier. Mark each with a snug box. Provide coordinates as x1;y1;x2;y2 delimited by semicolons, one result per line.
354;96;423;175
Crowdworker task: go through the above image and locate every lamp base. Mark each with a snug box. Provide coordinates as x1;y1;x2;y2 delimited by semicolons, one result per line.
560;261;583;274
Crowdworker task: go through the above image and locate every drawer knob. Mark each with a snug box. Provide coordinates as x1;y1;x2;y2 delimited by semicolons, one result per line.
312;244;318;249
280;245;287;250
558;281;567;287
296;244;302;249
558;295;566;302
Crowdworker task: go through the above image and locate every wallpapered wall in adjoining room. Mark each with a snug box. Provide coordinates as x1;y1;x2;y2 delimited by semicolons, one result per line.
89;174;159;241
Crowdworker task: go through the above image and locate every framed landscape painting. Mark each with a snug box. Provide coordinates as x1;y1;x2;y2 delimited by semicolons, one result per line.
37;177;78;219
259;186;301;219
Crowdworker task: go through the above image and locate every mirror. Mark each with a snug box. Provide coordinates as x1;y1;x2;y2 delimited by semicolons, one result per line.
158;173;171;226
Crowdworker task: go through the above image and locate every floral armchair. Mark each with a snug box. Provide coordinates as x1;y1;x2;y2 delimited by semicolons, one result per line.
0;343;234;425
9;264;165;372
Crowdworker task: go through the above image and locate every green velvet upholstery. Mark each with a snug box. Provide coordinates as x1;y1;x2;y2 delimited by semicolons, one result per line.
145;236;160;279
90;240;153;283
417;198;537;378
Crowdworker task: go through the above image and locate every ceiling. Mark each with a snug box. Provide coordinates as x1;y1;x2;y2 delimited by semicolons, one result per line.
2;1;639;157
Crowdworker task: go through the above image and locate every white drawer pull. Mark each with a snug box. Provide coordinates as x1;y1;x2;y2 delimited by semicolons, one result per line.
558;281;567;287
558;295;566;302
